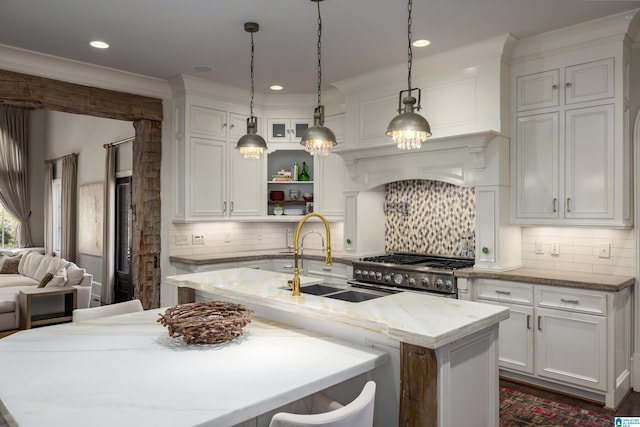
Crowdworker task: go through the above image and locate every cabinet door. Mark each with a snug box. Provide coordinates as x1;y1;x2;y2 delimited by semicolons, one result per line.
189;138;226;218
314;153;345;217
267;119;312;143
564;104;614;219
228;113;249;141
477;299;534;374
190;106;227;139
565;58;614;105
515;113;559;218
516;69;560;112
228;142;264;217
535;307;607;391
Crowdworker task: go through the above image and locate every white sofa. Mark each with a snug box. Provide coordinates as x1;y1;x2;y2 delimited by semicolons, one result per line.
0;250;93;331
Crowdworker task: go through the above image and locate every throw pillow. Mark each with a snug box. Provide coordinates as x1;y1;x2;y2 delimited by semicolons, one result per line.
38;272;54;288
65;263;86;287
46;266;68;287
0;255;21;274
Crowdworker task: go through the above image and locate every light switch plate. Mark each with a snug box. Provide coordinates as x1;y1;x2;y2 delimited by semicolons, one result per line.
534;241;544;254
175;235;189;245
192;234;205;245
598;242;611;258
550;242;560;255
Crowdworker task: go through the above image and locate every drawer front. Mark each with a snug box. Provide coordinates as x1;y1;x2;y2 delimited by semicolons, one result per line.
475;279;533;305
536;287;606;315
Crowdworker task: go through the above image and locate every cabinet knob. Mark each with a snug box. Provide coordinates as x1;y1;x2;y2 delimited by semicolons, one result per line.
566;198;571;213
552;84;558;90
565;82;572;88
553;198;557;213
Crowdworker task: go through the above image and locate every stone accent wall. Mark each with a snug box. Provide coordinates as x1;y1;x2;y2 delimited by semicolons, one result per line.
384;180;475;256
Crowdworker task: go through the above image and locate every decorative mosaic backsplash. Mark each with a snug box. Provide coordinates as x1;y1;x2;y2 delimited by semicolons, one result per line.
384;180;476;256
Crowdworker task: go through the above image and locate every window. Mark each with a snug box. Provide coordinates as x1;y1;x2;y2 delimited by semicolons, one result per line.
0;202;17;249
52;179;62;254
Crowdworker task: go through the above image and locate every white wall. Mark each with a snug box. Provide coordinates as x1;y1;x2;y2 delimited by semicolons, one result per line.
36;110;133;284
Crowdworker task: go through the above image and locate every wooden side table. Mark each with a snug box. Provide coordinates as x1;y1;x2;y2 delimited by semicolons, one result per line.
19;287;77;329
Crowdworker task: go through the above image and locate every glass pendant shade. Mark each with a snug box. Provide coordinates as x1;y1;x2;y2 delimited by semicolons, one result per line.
386;95;431;150
237;116;267;159
301;105;336;156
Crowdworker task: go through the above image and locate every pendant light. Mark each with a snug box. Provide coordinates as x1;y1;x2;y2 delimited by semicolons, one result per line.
236;22;268;159
300;0;337;156
385;0;431;150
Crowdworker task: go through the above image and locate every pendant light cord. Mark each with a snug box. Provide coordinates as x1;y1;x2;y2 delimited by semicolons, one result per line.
250;30;256;117
407;0;413;93
316;0;322;107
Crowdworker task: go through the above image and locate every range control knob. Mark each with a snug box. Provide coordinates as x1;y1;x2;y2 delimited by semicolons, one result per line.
408;277;416;287
435;279;444;289
421;277;430;287
394;274;404;285
383;274;391;283
369;271;376;279
376;272;383;281
355;269;362;277
361;270;368;278
444;280;453;291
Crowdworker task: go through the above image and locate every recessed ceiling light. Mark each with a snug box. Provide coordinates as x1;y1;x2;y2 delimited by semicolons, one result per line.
90;40;109;49
412;39;431;47
193;65;214;72
270;85;283;91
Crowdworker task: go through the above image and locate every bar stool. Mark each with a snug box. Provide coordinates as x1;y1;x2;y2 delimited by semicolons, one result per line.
269;381;376;427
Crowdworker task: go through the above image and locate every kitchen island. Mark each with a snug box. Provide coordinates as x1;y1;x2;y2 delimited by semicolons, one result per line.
0;309;387;427
167;268;510;427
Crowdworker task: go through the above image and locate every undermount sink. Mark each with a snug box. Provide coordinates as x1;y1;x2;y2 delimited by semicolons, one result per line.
289;283;392;303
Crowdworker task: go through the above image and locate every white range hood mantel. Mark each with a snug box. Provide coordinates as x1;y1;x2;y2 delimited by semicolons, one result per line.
337;130;503;183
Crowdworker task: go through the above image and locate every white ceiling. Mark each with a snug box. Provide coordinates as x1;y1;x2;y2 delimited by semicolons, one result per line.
1;0;639;94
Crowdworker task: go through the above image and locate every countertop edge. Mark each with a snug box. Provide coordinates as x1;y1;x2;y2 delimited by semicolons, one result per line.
455;267;635;292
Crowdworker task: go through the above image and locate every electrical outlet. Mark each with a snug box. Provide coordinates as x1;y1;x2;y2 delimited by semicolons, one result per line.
550;242;560;255
175;235;189;245
192;234;205;245
534;241;544;254
224;232;231;243
598;242;611;259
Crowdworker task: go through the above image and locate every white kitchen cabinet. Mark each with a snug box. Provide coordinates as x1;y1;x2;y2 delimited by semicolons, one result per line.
511;49;631;227
473;278;631;408
266;118;313;143
174;97;265;221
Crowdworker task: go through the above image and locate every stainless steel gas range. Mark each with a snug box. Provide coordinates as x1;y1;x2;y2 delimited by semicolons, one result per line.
349;252;475;298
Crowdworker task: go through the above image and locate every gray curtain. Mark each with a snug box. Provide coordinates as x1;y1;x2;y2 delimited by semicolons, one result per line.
61;155;77;262
102;146;117;305
43;162;54;254
0;106;33;247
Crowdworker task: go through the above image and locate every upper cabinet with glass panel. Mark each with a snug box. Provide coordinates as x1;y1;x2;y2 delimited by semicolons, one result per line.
266;118;313;143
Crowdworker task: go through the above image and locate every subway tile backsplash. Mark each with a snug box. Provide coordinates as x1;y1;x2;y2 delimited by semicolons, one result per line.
521;227;635;276
170;221;343;256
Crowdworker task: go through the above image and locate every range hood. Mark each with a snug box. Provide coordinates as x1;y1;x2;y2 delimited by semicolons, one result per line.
336;130;509;191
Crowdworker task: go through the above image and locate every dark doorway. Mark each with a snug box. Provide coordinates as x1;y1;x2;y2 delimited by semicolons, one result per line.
114;176;133;303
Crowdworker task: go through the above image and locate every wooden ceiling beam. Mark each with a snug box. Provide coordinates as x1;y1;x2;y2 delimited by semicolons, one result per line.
0;69;163;121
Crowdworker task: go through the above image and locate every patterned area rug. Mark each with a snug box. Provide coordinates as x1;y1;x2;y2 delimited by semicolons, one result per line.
500;387;613;426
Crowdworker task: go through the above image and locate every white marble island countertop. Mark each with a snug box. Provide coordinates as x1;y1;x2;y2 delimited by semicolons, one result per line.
167;268;509;349
0;309;387;427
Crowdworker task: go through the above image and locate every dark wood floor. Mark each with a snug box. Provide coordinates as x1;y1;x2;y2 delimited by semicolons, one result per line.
501;377;640;417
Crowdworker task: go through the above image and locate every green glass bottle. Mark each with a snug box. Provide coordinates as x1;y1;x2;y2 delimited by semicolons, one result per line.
299;162;310;181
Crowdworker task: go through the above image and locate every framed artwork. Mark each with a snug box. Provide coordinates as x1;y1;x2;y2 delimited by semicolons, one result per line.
78;182;104;256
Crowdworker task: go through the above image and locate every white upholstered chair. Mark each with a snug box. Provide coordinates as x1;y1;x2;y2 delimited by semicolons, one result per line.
72;299;143;322
269;381;376;427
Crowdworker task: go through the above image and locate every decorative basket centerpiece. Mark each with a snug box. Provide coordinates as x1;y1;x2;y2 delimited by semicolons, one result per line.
157;301;253;345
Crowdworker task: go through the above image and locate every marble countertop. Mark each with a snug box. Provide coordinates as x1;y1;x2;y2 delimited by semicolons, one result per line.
169;249;359;265
0;309;387;427
455;267;635;292
166;268;509;350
